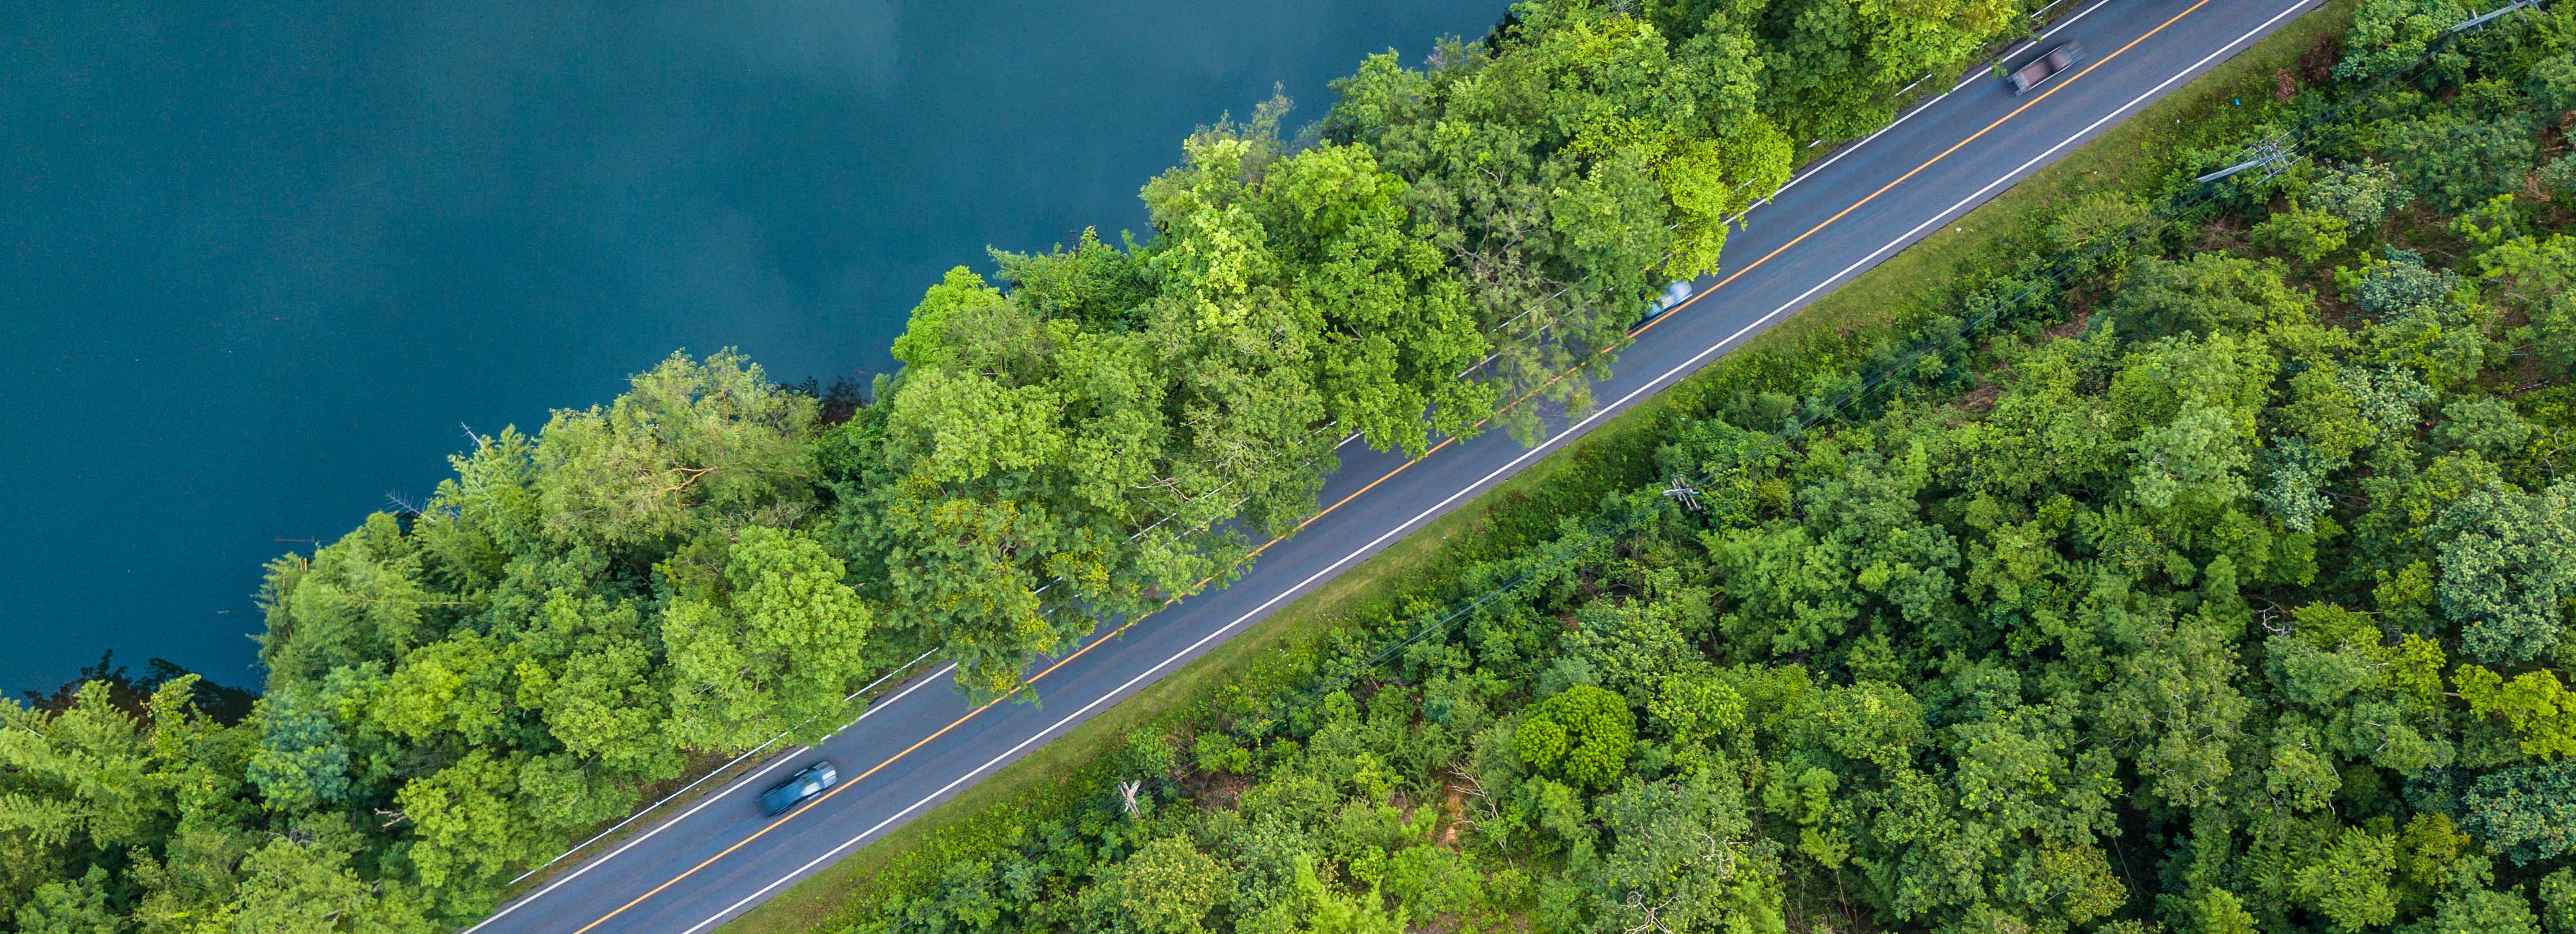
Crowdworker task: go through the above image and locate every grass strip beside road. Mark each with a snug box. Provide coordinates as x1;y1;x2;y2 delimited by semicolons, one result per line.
722;5;2355;931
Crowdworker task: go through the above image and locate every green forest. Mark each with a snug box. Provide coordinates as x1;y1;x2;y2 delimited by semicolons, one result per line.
823;2;2576;933
11;0;2576;932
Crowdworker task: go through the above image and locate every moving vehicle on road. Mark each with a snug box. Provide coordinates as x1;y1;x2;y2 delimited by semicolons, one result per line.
760;761;838;815
2007;43;2084;95
1636;280;1696;329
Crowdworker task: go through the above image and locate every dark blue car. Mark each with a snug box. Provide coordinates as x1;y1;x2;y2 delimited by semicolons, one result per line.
760;760;838;815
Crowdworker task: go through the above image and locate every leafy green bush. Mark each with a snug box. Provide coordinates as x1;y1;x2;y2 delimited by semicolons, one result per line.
1512;684;1635;791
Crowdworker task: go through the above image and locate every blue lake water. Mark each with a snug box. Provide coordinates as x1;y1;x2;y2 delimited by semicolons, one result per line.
1;0;1504;694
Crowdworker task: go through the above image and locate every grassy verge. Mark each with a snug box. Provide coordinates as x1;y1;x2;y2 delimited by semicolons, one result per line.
722;5;2354;931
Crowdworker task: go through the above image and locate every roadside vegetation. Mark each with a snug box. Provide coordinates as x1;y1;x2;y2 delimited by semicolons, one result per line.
0;1;2065;929
759;2;2576;933
718;3;2379;929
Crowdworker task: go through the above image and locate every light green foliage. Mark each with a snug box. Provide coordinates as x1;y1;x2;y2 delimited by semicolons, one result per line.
2479;234;2576;377
1321;0;1990;442
2540;868;2576;934
533;350;818;548
2188;886;2259;934
1082;836;1228;934
12;868;116;934
2292;822;2401;929
229;833;432;933
828;15;2576;934
2436;397;2532;459
1238;855;1403;934
1515;685;1635;791
2456;664;2576;758
0;682;177;852
2252;208;2350;263
1752;0;2022;139
2048;190;2153;252
40;6;2576;933
2337;0;2470;81
1587;777;1784;934
255;513;439;687
2419;889;2542;934
2384;111;2538;214
2342;248;2495;388
2108;252;2312;343
663;528;877;750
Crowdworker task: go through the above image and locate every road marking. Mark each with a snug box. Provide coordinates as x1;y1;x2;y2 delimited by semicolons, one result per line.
566;1;2273;928
1787;0;2117;209
1962;0;2121;94
1731;0;2120;241
478;6;2147;919
465;660;954;934
1469;0;2212;431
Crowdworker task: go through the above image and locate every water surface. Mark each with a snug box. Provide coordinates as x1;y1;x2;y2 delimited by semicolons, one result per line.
1;0;1504;693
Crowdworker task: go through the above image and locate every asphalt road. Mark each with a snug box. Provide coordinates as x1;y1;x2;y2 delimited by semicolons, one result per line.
467;1;2331;930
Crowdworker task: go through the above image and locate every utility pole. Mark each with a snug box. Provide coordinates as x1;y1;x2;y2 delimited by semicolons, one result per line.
2196;134;2295;184
2454;0;2546;33
1662;476;1704;512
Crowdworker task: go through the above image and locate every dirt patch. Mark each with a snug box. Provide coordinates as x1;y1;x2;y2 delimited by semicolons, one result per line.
1951;379;2007;414
1438;782;1469;848
2196;214;2246;253
1790;900;1885;934
2044;304;2095;341
1182;766;1251;811
2275;68;2298;103
2300;32;2343;86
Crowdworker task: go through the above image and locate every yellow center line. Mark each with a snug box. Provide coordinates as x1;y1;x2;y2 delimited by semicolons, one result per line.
570;6;2209;929
1485;0;2210;423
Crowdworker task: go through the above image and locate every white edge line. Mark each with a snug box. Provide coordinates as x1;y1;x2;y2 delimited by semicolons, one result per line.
1746;0;2116;226
1956;0;2120;93
1794;0;2318;339
669;3;2315;930
461;660;956;933
499;650;940;887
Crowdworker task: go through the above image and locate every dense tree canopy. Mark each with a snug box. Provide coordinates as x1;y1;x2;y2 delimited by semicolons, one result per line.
0;0;2204;928
833;6;2576;934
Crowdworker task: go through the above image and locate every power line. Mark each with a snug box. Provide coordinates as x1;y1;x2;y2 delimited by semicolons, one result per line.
847;10;2553;931
861;10;2543;931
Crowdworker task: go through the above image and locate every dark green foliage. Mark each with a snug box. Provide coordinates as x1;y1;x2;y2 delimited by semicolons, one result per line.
26;3;2576;932
2466;759;2576;866
827;10;2576;933
3;2;2038;928
2544;154;2576;206
2383;110;2537;214
2337;0;2470;81
2308;159;2414;229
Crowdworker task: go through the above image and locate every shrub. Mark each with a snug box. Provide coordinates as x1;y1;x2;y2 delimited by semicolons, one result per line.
1514;684;1635;791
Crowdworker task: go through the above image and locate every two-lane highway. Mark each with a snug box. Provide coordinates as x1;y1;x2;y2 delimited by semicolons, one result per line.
469;1;2331;930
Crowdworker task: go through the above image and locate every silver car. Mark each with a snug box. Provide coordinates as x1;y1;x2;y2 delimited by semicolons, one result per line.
1637;280;1696;329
